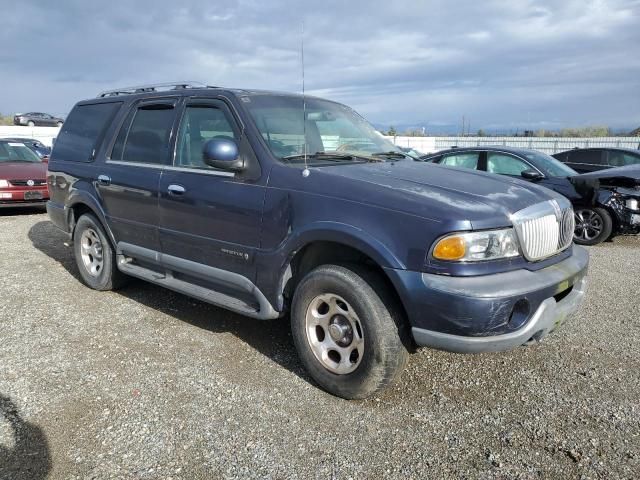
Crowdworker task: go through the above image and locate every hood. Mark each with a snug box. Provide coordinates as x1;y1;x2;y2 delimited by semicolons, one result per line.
0;161;47;180
575;165;640;187
300;161;563;229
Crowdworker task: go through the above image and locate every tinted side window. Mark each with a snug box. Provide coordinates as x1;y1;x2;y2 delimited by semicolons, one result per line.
441;152;479;169
111;103;176;164
51;102;122;163
486;153;530;175
573;150;603;165
175;105;237;169
553;151;569;162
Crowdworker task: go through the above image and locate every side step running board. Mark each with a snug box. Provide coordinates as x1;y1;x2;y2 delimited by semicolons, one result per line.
116;242;280;320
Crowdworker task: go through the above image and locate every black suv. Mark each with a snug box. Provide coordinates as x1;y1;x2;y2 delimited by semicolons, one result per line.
47;83;589;399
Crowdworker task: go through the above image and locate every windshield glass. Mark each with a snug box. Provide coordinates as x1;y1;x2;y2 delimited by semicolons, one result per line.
242;94;404;165
0;141;43;163
522;150;577;177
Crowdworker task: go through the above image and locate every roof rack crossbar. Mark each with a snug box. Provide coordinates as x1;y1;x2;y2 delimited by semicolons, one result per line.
97;81;212;98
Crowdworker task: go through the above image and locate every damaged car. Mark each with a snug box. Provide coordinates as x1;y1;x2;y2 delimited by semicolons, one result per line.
421;146;640;245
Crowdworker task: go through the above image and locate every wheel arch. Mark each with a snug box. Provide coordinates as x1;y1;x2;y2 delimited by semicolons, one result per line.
66;191;116;246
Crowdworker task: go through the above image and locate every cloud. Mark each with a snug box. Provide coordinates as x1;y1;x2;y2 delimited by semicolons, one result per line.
0;0;638;130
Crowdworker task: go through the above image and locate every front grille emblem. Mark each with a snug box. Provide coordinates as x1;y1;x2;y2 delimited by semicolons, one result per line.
27;180;35;187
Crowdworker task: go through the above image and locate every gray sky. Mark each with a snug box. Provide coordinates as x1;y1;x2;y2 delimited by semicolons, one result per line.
1;0;639;132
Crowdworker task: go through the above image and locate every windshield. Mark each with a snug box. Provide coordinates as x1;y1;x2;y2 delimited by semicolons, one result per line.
522;150;577;177
242;94;405;165
0;141;43;163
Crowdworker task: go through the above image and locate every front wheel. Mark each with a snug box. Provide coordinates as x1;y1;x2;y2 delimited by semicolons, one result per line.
291;264;409;399
573;207;613;245
27;121;35;127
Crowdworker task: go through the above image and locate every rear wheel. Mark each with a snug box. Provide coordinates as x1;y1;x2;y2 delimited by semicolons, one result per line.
573;207;613;245
291;264;409;399
73;214;127;290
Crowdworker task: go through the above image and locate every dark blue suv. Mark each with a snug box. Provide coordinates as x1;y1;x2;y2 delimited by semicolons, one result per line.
47;83;589;399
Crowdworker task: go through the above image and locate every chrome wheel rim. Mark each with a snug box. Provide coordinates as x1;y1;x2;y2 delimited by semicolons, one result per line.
574;209;603;242
80;228;104;277
304;293;364;375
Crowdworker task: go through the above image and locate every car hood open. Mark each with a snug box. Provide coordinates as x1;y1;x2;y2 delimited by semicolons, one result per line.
574;165;640;188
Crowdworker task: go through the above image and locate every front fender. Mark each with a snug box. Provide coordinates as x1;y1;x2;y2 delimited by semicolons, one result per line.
255;221;406;312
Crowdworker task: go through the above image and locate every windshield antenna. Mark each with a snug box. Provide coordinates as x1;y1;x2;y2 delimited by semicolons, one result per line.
301;21;310;178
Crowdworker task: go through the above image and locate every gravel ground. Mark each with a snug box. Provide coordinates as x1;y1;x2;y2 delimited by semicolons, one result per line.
0;208;639;480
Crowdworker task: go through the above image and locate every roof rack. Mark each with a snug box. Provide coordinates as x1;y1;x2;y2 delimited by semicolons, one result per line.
97;81;213;98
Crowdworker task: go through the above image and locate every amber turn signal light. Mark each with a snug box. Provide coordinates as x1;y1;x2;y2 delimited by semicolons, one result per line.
433;236;466;260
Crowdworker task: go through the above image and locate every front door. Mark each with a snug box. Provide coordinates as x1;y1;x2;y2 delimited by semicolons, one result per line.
158;98;265;281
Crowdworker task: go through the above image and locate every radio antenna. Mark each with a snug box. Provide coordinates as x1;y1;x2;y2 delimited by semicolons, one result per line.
301;21;310;177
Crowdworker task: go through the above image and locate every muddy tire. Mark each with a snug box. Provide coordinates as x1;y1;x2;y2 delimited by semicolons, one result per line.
291;264;409;399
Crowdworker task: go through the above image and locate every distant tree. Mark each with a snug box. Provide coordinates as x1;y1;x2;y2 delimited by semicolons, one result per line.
387;126;397;136
0;113;13;126
477;129;486;137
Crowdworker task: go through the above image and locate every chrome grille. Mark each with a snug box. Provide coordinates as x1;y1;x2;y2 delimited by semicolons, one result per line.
9;179;47;186
512;200;574;261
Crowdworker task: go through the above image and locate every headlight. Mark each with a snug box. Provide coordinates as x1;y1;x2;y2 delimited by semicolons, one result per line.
431;228;520;262
626;198;639;211
0;180;9;188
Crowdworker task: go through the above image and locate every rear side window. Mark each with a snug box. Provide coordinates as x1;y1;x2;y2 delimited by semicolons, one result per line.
52;102;121;162
110;103;176;164
441;152;479;169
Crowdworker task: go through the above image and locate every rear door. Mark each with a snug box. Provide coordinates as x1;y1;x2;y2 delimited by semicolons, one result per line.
97;98;179;253
158;97;264;280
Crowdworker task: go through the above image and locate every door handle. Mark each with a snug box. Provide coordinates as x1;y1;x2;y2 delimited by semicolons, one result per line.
167;184;186;196
97;175;111;186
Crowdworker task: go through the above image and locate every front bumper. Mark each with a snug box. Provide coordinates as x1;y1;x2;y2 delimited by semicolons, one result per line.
385;246;589;353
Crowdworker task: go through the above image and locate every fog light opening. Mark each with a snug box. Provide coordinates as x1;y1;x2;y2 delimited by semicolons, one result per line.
508;299;531;329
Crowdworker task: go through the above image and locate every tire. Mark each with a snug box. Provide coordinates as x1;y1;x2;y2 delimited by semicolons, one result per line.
73;214;127;291
57;122;63;127
27;121;35;127
573;207;613;246
291;264;409;399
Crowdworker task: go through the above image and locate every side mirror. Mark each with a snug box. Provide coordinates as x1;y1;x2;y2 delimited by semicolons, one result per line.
521;169;544;181
202;138;244;171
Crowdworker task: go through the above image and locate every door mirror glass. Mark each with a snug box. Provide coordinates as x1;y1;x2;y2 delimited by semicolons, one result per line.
203;138;243;171
521;169;544;181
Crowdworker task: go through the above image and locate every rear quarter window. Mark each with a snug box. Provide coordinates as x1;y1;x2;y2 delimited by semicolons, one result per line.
51;102;122;162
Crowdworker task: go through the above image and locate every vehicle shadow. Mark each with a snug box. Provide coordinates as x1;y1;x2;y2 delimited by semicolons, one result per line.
0;393;51;480
0;206;47;217
27;220;311;385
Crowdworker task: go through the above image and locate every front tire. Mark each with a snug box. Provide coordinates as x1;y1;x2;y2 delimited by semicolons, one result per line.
27;121;35;127
73;214;127;290
291;264;409;399
573;207;613;245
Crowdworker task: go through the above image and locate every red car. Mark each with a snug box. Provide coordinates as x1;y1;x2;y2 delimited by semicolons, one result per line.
0;139;49;208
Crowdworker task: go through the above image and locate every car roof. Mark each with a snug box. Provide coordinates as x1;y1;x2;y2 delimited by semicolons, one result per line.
1;137;38;142
76;86;338;107
561;147;640;154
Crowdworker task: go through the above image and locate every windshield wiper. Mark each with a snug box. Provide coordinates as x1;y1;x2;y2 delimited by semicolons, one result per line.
371;151;409;160
282;152;387;164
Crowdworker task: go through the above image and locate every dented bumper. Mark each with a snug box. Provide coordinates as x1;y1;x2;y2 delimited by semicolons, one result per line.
386;246;589;353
